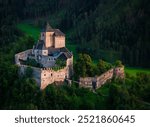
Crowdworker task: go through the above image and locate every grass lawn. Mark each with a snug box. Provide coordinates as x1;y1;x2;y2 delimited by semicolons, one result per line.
17;23;40;40
125;67;150;76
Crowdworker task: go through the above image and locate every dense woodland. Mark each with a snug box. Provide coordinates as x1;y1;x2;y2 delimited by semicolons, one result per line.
1;0;150;67
0;0;150;109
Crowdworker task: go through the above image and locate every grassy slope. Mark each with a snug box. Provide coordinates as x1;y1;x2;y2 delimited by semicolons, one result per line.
17;23;150;76
17;23;40;40
125;67;150;76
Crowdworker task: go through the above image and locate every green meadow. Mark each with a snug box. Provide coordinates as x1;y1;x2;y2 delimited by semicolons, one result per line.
125;67;150;76
17;23;40;40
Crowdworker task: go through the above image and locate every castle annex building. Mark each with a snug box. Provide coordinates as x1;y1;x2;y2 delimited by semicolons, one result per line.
15;23;73;89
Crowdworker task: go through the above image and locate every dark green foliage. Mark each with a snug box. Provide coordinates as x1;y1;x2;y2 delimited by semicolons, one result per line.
108;73;150;109
74;54;95;77
26;58;41;68
1;0;149;67
74;54;112;77
25;67;33;78
97;59;112;74
55;59;66;67
115;60;123;67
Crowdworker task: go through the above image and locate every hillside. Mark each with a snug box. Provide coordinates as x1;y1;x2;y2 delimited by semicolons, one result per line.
0;0;150;110
17;23;150;76
1;0;149;67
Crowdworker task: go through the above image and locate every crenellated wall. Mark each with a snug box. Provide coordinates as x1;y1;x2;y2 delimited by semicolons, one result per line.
79;67;124;89
18;64;70;89
40;67;68;89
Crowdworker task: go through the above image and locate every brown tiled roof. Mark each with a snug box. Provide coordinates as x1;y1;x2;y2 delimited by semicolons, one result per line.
54;29;65;36
41;22;65;36
41;22;53;32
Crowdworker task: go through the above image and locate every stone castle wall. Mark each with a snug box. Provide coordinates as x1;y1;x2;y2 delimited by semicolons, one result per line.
79;67;124;89
15;49;32;64
15;49;73;90
19;65;42;87
18;64;70;89
40;67;68;89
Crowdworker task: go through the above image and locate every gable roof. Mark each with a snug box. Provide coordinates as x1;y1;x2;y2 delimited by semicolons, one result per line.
41;22;53;32
54;29;65;36
57;53;68;60
41;22;65;36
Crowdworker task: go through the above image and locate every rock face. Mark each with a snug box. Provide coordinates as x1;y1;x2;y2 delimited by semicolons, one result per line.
79;67;124;89
15;23;73;89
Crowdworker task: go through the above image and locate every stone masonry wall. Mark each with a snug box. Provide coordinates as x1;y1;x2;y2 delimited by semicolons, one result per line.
40;67;67;89
19;65;41;87
18;64;69;89
16;49;73;90
79;67;124;89
15;49;32;64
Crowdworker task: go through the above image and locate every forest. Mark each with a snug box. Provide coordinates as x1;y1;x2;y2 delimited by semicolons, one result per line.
0;0;150;109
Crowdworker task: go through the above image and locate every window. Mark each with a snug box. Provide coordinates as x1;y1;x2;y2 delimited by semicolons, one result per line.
43;33;44;36
44;74;46;76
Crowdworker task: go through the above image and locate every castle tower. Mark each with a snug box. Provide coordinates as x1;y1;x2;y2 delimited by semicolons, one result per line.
41;22;54;48
41;22;66;49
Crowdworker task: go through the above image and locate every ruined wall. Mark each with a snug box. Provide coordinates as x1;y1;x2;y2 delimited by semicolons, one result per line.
15;49;32;64
96;69;114;88
79;67;124;89
79;77;95;88
66;56;73;78
114;67;125;79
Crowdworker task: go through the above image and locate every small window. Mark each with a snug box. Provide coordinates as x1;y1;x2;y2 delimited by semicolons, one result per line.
51;73;53;76
44;74;46;76
43;33;44;36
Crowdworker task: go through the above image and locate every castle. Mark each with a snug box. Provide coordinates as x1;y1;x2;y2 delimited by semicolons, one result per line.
15;23;73;89
15;23;124;90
